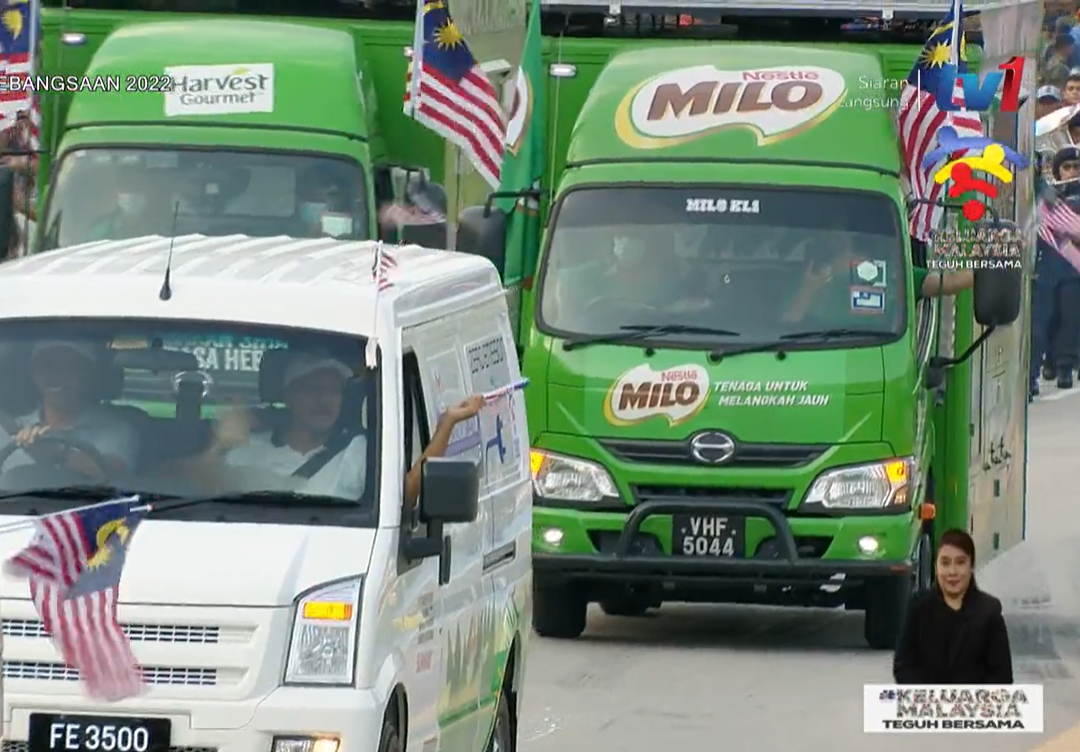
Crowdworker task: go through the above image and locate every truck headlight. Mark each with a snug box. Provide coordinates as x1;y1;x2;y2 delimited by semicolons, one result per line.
803;457;912;510
284;577;362;686
530;449;619;502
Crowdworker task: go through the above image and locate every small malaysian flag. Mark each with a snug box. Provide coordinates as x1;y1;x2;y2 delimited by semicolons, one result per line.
365;243;398;366
5;497;148;701
1039;198;1080;273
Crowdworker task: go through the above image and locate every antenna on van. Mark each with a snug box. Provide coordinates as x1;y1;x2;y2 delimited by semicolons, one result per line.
159;201;180;301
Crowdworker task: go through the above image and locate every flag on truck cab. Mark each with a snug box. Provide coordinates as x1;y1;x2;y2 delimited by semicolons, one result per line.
0;0;40;147
403;0;505;188
494;0;545;296
897;0;984;241
5;497;147;700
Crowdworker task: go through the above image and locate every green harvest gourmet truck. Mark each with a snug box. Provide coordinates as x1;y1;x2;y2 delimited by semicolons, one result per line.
16;0;529;257
486;15;1032;648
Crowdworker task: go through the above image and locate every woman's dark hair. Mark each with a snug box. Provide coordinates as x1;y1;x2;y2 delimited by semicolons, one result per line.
939;528;979;590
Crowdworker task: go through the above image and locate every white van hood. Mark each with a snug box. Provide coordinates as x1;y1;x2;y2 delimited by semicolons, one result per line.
0;519;377;607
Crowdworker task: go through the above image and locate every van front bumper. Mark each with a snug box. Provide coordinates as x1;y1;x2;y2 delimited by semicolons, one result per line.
4;686;384;752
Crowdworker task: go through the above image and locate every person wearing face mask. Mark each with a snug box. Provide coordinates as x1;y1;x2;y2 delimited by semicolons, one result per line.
892;529;1013;683
3;341;139;480
295;165;354;238
86;171;177;242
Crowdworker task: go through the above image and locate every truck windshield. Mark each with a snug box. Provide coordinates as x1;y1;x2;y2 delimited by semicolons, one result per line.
41;148;368;250
0;318;377;526
537;186;906;347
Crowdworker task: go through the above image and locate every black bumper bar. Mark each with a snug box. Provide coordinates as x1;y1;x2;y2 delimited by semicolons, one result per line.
536;498;910;587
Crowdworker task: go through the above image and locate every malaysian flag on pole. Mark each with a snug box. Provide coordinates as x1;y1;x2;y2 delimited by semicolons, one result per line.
5;497;148;700
403;0;505;188
897;0;984;241
365;243;398;367
0;0;41;147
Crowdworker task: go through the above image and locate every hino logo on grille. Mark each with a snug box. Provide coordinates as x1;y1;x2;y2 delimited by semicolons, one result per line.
689;431;736;464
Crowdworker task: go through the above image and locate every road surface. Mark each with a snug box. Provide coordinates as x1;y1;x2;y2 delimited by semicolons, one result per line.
518;384;1080;752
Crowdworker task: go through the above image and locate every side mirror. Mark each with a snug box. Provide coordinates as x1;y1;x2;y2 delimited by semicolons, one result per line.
457;205;507;272
973;268;1022;326
0;167;16;258
419;456;479;524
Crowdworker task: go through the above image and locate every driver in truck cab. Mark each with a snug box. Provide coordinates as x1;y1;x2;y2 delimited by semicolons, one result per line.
295;163;359;238
192;350;483;505
3;340;139;479
86;170;178;242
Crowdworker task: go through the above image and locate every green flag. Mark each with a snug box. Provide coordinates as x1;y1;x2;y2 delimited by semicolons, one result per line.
495;0;544;288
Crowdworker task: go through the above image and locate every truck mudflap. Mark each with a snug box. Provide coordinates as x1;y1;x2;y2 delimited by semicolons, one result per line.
535;498;911;588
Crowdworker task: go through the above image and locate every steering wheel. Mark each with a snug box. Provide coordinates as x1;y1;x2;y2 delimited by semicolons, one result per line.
0;434;113;481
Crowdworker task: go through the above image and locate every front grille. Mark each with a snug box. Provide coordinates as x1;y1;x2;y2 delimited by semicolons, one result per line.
3;620;220;644
4;661;217;686
633;485;792;508
601;438;826;468
4;743;215;752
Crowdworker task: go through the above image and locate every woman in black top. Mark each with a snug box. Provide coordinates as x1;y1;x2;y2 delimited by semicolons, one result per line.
893;528;1014;684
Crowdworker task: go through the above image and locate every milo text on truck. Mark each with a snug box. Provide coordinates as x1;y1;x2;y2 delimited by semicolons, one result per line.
517;38;1033;650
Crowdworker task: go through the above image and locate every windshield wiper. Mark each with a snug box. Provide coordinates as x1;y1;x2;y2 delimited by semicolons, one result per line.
563;324;741;350
177;491;355;508
708;329;893;361
779;328;895;341
0;485;168;503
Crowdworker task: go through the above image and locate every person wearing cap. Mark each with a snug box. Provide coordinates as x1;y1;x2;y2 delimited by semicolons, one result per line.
1037;85;1065;120
5;340;139;479
206;351;483;503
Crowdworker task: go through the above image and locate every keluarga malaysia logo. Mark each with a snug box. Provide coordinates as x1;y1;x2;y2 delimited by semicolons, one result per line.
164;62;274;117
604;364;709;426
615;65;847;149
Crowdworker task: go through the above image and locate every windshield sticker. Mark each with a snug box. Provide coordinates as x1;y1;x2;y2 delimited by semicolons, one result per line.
164;63;274;117
111;334;288;373
615;65;847;150
851;287;885;313
714;380;830;407
320;213;354;238
604;364;709;426
850;260;887;287
685;198;760;214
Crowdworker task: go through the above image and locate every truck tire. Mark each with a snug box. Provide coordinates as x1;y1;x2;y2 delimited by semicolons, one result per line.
863;575;911;650
532;583;587;639
914;531;934;595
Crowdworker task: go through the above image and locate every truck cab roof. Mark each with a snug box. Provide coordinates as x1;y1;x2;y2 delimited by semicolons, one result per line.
67;20;370;141
0;236;502;336
566;44;902;176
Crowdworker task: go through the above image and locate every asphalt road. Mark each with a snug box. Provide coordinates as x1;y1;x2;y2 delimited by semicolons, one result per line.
518;384;1080;752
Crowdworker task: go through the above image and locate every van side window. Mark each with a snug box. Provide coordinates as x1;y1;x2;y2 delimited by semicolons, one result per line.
402;352;429;524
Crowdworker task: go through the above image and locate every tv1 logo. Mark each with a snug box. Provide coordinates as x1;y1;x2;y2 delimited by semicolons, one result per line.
935;56;1026;112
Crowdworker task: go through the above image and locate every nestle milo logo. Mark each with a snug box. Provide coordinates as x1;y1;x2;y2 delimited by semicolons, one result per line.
615;65;846;149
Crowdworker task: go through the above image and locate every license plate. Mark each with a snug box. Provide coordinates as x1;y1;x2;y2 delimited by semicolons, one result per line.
672;514;745;557
29;714;171;752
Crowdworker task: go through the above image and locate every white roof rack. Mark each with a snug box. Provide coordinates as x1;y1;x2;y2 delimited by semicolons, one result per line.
540;0;1039;18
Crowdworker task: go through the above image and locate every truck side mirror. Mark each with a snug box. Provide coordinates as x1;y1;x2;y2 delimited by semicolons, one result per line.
0;167;16;258
457;205;507;272
418;456;479;524
974;268;1022;326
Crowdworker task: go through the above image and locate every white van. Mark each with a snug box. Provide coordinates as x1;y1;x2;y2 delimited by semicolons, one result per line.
0;235;532;752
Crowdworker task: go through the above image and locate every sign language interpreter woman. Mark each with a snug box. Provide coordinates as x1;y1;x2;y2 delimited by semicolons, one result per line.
893;529;1014;684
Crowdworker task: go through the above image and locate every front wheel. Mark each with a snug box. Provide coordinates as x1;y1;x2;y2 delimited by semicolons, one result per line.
863;575;911;650
532;582;587;639
486;685;515;752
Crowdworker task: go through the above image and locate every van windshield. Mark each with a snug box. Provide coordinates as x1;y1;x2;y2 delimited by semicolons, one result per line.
41;148;368;250
537;186;906;347
0;318;377;526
